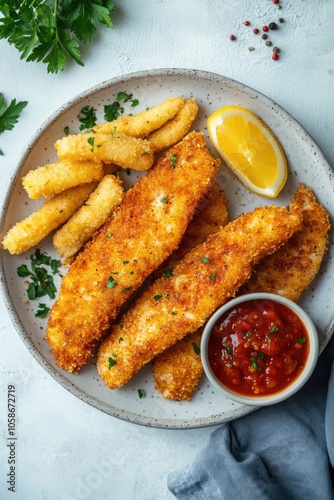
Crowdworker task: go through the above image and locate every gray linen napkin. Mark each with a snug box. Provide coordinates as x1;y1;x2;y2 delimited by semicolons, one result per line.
168;335;334;500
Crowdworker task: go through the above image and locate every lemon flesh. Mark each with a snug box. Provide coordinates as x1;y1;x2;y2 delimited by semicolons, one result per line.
208;105;288;198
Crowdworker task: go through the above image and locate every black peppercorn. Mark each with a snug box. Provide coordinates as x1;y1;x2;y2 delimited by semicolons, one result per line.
269;22;278;30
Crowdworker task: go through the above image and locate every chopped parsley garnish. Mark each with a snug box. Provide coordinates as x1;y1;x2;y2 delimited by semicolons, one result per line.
108;355;117;369
208;273;216;280
224;345;232;355
104;92;139;122
118;337;124;343
250;357;261;370
35;303;50;318
87;136;95;151
154;294;162;301
200;256;210;264
64;126;70;136
16;249;60;314
163;268;173;277
161;197;168;204
122;287;132;294
78;105;97;130
298;337;307;344
257;352;265;360
0;93;28;155
107;232;113;238
265;335;271;343
107;276;117;289
171;311;177;315
269;326;279;333
138;388;145;399
170;154;178;169
192;342;200;355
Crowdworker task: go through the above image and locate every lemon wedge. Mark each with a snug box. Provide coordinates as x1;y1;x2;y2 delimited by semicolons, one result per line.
207;105;288;198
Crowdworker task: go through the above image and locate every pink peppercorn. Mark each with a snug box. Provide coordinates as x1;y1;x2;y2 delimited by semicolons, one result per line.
272;53;279;60
229;34;236;41
244;20;250;26
262;26;269;32
273;0;279;4
253;28;259;34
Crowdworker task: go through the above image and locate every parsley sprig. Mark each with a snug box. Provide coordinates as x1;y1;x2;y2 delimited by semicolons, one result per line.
17;249;61;317
0;1;115;74
0;93;27;156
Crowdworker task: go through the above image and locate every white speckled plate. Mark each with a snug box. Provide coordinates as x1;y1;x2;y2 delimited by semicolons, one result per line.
1;69;334;429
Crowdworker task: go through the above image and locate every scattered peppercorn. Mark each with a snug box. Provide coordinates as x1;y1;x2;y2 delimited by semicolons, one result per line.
278;18;284;23
253;28;259;34
266;40;273;46
273;0;279;4
244;20;250;26
262;33;268;39
229;34;236;41
272;53;279;60
248;46;255;51
269;22;278;30
273;46;280;53
262;26;269;32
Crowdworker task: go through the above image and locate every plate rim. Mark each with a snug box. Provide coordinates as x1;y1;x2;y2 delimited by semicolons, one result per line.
1;67;334;429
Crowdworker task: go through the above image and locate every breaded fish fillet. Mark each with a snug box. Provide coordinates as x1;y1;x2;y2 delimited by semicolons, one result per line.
156;184;330;401
46;132;219;373
97;203;302;389
240;184;330;300
152;185;229;401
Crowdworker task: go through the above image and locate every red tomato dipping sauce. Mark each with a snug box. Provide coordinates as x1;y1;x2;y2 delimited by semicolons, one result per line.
207;299;310;397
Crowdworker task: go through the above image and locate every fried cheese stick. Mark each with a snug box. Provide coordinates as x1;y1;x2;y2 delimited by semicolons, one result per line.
2;183;98;254
154;184;330;401
55;132;154;171
152;185;229;401
52;174;124;261
94;97;186;138
22;160;104;200
97;203;303;389
148;98;199;153
46;132;219;373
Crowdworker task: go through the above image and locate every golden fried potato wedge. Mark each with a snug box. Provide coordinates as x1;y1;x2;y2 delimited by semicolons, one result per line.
2;183;98;254
55;132;154;171
22;160;104;200
53;175;124;261
93;97;185;138
148;98;199;152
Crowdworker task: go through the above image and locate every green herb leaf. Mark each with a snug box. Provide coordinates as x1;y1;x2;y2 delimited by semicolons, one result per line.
108;355;117;369
0;1;115;73
35;303;50;318
170;154;178;169
192;342;200;355
224;345;232;355
163;268;173;277
107;276;117;289
208;273;216;280
104;91;139;121
122;287;132;294
200;256;210;264
138;388;145;399
161;197;168;204
269;326;279;333
0;93;28;134
297;337;307;344
78;105;97;130
154;294;162;301
250;357;261;370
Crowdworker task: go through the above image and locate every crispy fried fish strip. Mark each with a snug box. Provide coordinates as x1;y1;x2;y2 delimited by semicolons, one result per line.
240;184;330;300
46;132;219;373
152;185;229;401
97;203;302;389
94;97;185;138
155;184;330;401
